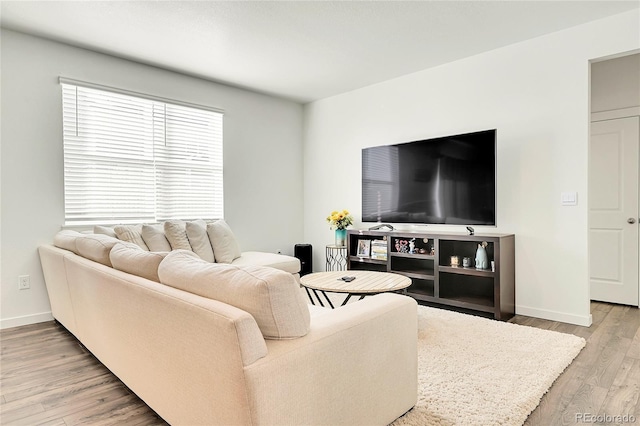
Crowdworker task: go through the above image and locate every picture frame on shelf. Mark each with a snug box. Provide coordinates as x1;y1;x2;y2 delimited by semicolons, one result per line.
357;239;371;257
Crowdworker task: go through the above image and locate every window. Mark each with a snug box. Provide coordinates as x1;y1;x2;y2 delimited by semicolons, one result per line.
61;79;223;225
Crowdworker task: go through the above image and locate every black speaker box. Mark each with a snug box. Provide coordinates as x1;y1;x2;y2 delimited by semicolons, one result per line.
294;244;312;276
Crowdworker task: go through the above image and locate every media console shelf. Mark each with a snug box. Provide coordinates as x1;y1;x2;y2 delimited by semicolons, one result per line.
347;229;515;320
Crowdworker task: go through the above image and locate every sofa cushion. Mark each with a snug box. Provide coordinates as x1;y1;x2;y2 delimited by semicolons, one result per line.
186;220;215;262
231;251;300;274
141;224;172;252
53;230;83;254
114;224;149;251
75;234;122;267
110;243;169;282
93;225;117;238
158;250;310;339
207;220;241;264
164;220;192;251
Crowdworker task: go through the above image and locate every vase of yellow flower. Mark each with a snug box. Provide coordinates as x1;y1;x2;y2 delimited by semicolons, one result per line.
326;209;353;247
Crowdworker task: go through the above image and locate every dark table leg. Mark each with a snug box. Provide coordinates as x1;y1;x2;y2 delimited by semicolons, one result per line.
311;289;326;308
320;290;335;309
341;294;353;306
304;287;315;305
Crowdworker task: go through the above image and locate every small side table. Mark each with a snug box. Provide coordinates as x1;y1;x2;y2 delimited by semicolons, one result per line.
325;245;347;271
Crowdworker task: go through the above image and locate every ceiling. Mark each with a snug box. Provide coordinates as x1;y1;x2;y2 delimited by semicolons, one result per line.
1;1;638;103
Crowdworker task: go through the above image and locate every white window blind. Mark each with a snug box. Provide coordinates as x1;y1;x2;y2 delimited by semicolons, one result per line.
62;81;223;225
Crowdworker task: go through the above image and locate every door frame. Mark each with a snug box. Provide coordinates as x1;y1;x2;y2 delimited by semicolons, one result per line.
588;52;640;309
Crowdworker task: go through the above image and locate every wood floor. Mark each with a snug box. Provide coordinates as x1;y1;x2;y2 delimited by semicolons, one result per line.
515;301;640;426
1;301;638;425
0;321;167;426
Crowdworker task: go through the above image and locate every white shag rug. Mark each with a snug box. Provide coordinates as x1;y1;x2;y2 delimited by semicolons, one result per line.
391;306;586;426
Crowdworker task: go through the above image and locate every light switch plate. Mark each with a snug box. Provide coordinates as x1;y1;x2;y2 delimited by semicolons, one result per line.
561;191;578;206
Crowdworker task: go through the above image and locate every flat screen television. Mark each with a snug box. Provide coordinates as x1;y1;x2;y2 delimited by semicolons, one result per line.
362;129;496;226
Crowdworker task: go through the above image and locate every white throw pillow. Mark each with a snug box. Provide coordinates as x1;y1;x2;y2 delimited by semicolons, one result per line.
53;230;83;254
186;220;215;262
75;234;122;267
207;220;241;264
114;224;149;251
164;220;192;251
109;243;169;282
141;224;172;252
93;225;117;239
158;250;310;339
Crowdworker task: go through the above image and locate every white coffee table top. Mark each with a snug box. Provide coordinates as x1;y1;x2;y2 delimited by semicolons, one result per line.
300;270;411;294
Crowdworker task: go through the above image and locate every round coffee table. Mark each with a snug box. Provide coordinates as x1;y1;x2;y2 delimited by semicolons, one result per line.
300;270;411;309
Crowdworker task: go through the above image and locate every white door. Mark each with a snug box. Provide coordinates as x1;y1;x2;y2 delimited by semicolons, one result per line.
589;116;639;306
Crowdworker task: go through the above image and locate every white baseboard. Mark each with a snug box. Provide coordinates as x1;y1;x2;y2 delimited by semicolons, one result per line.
516;305;592;327
1;312;54;330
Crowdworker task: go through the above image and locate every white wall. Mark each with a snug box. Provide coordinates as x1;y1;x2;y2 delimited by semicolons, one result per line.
302;11;640;326
0;29;304;328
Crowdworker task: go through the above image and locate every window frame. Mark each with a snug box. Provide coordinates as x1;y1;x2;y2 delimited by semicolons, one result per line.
60;78;224;226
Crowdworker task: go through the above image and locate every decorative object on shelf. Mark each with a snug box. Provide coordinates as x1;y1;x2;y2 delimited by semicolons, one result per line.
430;247;435;256
475;241;489;270
491;260;495;272
326;209;353;247
450;256;459;267
370;239;388;260
419;238;430;255
395;239;409;253
463;257;471;268
409;238;416;254
356;239;371;257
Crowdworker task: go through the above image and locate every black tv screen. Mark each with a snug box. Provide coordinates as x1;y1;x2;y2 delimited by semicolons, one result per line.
362;129;496;226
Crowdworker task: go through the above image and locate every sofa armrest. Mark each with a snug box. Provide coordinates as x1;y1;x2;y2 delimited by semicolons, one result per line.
38;245;78;334
244;293;417;426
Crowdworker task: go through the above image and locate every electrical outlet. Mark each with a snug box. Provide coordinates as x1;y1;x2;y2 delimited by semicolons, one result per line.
18;275;30;290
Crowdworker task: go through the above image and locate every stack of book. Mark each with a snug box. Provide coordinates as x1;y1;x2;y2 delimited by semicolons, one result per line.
370;240;388;261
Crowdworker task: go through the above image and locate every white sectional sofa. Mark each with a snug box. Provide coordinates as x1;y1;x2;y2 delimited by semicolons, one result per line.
38;227;418;425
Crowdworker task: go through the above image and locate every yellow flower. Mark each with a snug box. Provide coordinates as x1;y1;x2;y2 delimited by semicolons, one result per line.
326;208;354;230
